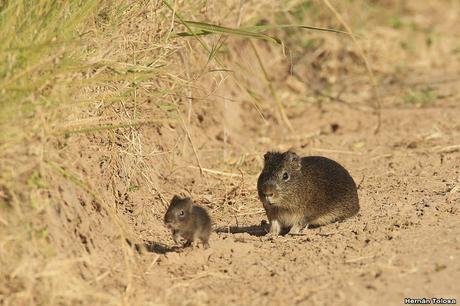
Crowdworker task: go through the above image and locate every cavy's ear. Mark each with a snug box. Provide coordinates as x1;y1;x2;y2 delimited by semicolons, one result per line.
171;195;181;203
183;197;194;211
285;150;301;170
264;152;273;162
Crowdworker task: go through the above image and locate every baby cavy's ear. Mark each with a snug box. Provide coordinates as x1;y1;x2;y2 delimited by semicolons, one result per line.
170;195;181;204
183;197;194;211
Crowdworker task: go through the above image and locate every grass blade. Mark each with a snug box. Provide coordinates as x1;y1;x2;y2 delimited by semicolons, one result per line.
182;20;282;44
175;22;353;43
243;24;354;37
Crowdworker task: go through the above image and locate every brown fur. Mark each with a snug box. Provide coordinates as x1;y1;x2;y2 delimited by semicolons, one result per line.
164;196;212;248
257;150;359;235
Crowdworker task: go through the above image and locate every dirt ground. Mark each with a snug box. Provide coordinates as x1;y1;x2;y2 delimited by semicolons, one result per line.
141;105;460;306
44;74;460;306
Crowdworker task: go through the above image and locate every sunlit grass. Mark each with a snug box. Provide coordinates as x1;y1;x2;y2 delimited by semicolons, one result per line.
0;1;103;144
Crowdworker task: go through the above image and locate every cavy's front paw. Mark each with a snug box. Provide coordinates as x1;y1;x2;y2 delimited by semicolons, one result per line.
172;232;188;246
269;220;282;235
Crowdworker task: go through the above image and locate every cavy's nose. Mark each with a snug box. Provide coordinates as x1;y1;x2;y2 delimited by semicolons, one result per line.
264;191;274;197
262;184;276;197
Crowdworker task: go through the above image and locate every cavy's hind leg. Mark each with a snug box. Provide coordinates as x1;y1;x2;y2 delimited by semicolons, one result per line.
288;222;307;235
309;210;341;226
197;231;210;249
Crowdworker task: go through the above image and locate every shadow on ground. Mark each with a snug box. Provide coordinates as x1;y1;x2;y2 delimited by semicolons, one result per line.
215;225;268;237
126;239;179;254
215;222;327;237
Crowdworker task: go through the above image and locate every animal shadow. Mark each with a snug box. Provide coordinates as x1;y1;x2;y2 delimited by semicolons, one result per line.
125;239;179;254
215;222;322;237
215;224;268;237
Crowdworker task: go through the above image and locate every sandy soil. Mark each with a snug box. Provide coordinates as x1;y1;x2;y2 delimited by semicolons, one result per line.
45;76;460;305
143;107;460;306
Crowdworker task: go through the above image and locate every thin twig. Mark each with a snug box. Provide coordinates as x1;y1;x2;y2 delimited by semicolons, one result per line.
188;165;241;177
371;153;393;160
145;255;161;274
435;144;460;153
310;148;363;155
236;210;266;216
285;130;321;140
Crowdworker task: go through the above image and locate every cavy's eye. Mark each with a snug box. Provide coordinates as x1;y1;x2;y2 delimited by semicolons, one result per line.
282;172;289;181
178;210;185;216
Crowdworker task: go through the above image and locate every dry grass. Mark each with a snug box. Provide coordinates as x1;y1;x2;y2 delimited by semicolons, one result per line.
1;0;459;305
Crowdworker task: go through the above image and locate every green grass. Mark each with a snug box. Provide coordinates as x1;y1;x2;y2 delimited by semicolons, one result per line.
0;1;102;144
403;87;437;107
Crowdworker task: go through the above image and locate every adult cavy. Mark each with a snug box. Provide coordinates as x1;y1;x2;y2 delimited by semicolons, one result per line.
164;195;212;248
257;150;359;235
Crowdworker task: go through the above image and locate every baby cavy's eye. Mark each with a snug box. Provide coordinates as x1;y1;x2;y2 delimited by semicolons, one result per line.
178;210;185;217
282;171;289;181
